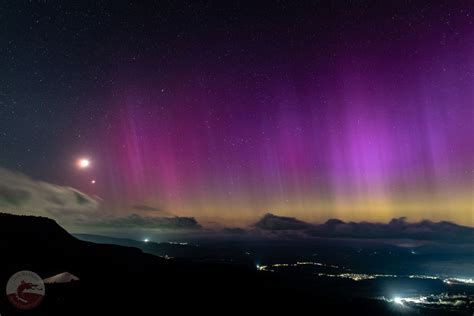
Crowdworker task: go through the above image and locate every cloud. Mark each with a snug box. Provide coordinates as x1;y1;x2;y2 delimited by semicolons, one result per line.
132;204;163;212
0;184;30;206
252;213;474;243
0;168;199;231
85;213;201;230
219;227;247;235
306;217;474;243
0;167;100;223
254;213;313;230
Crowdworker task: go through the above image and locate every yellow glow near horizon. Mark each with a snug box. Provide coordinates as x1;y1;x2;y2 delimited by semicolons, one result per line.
150;188;474;228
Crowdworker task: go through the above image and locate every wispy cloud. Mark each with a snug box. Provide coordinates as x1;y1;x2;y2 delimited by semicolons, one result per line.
0;167;100;223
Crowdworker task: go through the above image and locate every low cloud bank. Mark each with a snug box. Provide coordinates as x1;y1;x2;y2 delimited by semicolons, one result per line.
255;213;313;230
85;213;201;230
253;213;474;243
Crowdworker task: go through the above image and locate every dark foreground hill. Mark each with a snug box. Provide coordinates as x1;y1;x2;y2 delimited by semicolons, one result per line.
0;213;455;315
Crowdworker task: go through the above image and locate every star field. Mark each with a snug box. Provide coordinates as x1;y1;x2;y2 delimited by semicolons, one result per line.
0;1;472;226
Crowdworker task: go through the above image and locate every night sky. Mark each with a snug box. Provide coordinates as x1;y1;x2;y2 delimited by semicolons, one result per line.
1;1;473;226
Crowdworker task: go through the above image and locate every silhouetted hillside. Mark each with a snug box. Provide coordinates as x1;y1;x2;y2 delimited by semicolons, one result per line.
0;213;290;315
0;212;75;242
0;213;455;315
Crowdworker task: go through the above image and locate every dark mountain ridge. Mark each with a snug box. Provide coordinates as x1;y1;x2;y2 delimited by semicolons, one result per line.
0;213;295;315
0;212;458;315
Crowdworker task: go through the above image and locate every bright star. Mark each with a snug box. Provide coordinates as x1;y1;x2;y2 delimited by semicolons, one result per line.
77;158;90;169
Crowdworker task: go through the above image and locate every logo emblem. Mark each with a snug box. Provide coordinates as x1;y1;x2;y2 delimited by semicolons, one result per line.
6;270;45;310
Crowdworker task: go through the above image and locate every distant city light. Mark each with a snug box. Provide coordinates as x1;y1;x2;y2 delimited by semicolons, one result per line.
383;294;470;308
443;277;474;285
143;238;149;243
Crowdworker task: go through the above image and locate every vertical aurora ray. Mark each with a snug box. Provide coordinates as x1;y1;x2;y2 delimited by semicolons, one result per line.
90;5;473;227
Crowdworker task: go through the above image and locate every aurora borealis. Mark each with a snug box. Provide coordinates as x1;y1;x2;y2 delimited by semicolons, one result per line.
1;1;473;227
